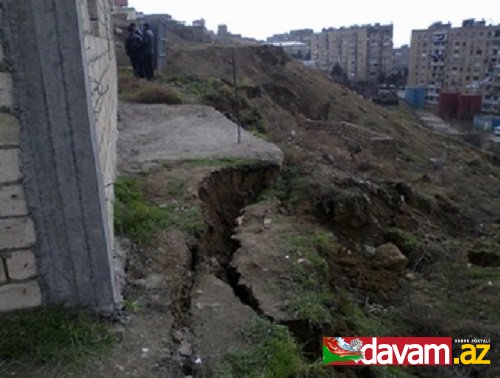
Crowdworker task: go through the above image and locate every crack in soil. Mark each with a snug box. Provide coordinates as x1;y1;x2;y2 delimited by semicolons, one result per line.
168;164;279;375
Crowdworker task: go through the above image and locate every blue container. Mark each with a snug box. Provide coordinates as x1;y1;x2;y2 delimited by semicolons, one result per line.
405;87;426;109
473;115;500;131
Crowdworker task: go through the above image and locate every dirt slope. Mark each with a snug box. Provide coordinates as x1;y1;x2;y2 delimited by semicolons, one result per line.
163;44;500;376
108;42;500;377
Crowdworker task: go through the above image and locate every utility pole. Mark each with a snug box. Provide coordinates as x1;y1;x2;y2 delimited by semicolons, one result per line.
232;47;241;144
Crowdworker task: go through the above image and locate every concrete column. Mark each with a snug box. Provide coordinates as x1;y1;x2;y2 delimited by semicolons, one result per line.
3;0;117;311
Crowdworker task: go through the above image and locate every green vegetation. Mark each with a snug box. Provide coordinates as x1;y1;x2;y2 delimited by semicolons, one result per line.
465;266;500;280
214;317;304;378
165;177;188;197
348;303;390;336
385;227;419;255
332;289;407;337
114;176;204;243
165;74;267;134
281;230;336;327
0;307;115;369
259;164;306;204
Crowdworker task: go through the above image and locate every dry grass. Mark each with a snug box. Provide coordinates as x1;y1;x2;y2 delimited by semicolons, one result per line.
122;83;183;105
118;69;182;105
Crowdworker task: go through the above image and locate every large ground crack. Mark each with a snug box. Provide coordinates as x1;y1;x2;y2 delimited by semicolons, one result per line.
168;163;279;375
196;164;279;311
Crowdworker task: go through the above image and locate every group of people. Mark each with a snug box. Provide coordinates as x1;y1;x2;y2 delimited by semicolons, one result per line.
125;22;155;80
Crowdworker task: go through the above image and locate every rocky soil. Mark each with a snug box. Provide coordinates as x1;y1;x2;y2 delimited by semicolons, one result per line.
79;43;500;377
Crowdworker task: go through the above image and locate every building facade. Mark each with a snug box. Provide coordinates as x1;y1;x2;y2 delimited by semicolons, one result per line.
392;45;410;77
311;24;393;82
408;19;500;112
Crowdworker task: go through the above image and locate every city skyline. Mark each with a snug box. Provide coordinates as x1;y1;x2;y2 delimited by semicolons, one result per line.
127;0;499;47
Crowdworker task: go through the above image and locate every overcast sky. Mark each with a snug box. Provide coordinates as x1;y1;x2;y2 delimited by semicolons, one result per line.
128;0;499;47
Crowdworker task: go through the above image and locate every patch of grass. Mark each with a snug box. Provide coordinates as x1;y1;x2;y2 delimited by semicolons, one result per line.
335;290;407;337
165;74;217;98
465;266;500;280
122;82;182;104
281;230;337;327
114;176;204;243
214;317;305;378
348;304;390;336
114;176;170;243
166;178;188;197
286;231;336;279
0;307;115;369
259;164;309;204
288;292;334;328
123;299;142;312
385;227;419;255
240;106;266;134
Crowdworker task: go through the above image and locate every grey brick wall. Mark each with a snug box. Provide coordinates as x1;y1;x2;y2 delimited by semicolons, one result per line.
0;13;41;311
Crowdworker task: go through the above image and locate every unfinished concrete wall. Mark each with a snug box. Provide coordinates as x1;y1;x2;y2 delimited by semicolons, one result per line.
0;4;42;312
1;0;118;312
79;0;119;238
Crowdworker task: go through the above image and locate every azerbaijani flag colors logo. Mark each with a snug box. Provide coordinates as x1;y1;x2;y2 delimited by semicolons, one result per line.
323;337;364;365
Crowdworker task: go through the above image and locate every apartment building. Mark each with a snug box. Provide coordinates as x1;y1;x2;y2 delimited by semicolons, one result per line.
311;24;393;82
408;19;500;112
267;29;314;44
392;45;410;77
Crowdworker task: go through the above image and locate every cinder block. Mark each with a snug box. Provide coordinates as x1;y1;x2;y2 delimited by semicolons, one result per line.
0;217;36;251
0;72;13;108
0;185;28;217
0;149;22;183
0;260;6;283
0;280;41;312
6;250;37;280
0;113;20;146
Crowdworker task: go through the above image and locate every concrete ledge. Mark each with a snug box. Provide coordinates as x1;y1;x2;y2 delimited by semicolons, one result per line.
118;104;283;173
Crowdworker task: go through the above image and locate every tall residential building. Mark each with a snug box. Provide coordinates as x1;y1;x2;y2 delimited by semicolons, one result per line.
311;24;393;82
392;44;410;77
408;19;500;112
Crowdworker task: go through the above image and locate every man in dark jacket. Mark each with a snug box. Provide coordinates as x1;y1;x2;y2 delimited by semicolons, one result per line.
142;23;155;80
125;23;144;78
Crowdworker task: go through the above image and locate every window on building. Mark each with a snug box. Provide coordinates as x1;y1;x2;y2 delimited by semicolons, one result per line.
476;49;482;55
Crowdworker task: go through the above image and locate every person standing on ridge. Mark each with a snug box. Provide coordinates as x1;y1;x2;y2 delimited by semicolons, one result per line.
142;23;155;80
125;23;144;78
